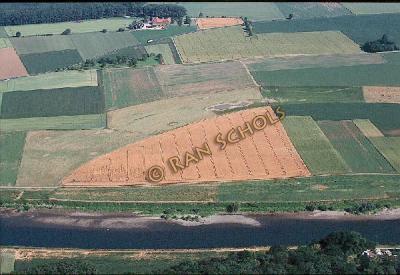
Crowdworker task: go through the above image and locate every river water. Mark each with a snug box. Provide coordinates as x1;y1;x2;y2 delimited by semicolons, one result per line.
1;211;399;249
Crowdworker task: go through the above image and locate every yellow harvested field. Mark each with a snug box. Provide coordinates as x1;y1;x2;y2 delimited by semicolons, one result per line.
173;26;362;63
63;107;310;186
363;86;400;103
196;17;244;30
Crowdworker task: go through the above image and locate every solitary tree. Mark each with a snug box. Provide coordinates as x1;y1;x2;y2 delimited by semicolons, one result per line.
117;27;125;32
61;28;71;35
101;29;107;33
198;12;204;18
15;31;21;37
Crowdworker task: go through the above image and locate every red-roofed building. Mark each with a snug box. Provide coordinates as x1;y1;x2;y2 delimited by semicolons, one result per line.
151;17;171;26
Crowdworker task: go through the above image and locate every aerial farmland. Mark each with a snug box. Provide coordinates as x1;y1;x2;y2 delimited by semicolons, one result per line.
1;2;400;274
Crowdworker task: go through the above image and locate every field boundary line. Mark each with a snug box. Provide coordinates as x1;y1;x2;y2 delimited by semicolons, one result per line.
239;60;262;94
46;198;215;203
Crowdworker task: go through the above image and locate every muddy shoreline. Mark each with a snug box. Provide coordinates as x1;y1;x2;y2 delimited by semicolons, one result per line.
1;208;399;229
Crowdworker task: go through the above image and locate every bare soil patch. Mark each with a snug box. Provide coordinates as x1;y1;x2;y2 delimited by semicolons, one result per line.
196;17;244;30
363;86;400;103
0;48;28;80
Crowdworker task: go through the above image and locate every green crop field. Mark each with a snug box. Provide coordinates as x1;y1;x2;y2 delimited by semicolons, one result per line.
0;70;97;92
0;251;15;274
246;53;384;72
101;67;163;110
4;18;135;36
250;53;400;87
145;43;175;64
368;137;400;172
174;26;361;63
20;50;83;74
10;35;75;55
0;131;26;186
342;3;400;15
275;3;351;19
0;114;106;132
16;129;138;187
0;37;12;48
353;119;384;137
0;86;104;118
262;87;364;104
282;116;349;175
70;32;140;60
317;120;395;173
100;45;147;60
179;2;285;21
132;25;197;44
253;13;400;45
278;103;400;136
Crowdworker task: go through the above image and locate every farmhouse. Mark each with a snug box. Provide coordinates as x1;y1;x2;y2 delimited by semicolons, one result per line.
151;17;171;26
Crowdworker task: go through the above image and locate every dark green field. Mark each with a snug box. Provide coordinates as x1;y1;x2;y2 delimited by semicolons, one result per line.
0;86;104;118
250;53;400;87
100;45;147;60
253;13;400;45
0;132;26;186
278;103;400;136
20;49;83;74
262;86;364;103
318;121;395;173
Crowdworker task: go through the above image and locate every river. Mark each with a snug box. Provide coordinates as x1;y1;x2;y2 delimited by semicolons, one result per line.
1;210;399;249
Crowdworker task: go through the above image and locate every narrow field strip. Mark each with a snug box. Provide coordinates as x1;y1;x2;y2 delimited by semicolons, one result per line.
368;137;400;172
282;116;349;175
0;70;98;93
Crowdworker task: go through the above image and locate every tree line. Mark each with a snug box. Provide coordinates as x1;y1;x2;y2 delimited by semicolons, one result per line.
0;3;186;26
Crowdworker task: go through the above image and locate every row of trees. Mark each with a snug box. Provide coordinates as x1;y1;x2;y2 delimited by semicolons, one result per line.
0;3;186;26
163;231;399;274
362;34;399;53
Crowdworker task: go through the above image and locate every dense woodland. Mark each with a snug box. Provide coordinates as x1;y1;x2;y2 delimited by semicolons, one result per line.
163;232;400;274
16;232;400;274
0;3;186;26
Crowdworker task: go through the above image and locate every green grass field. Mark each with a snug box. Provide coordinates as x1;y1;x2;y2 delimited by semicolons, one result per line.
368;137;400;172
100;45;147;60
253;13;400;45
250;53;400;87
5;18;135;36
217;175;400;202
16;129;138;187
317;120;395;173
20;50;83;74
11;35;75;55
180;2;285;21
282;116;349;175
70;32;140;60
145;43;175;64
0;37;12;48
174;26;361;63
275;2;351;19
132;25;197;44
0;114;106;132
0;132;26;186
51;185;217;202
341;3;400;15
101;67;163;110
0;250;15;274
262;87;364;104
0;70;97;92
278;103;400;136
0;87;104;118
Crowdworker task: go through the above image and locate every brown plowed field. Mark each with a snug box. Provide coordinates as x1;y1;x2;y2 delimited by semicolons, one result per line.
0;48;28;80
63;107;310;186
196;18;244;30
363;86;400;103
